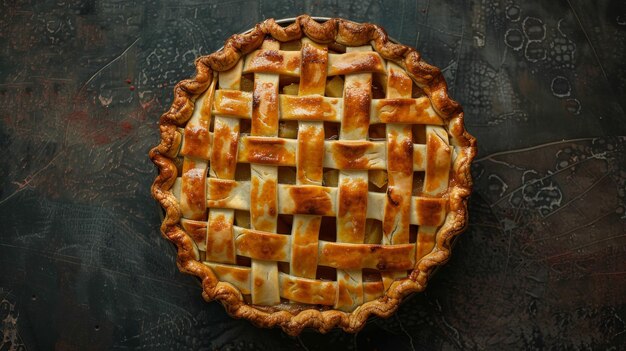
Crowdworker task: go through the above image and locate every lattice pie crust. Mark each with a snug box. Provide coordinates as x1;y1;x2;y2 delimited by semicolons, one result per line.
150;16;476;335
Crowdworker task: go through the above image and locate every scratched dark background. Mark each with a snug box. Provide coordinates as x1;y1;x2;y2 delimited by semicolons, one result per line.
1;0;625;350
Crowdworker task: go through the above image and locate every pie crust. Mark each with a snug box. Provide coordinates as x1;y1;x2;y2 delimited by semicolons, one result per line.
149;15;476;335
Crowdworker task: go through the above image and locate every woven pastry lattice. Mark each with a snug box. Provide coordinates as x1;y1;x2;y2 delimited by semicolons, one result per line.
150;15;475;335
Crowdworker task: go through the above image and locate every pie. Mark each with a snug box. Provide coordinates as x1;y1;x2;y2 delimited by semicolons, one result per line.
150;15;476;335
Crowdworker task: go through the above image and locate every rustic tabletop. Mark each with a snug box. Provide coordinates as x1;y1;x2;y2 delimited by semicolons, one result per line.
1;0;625;349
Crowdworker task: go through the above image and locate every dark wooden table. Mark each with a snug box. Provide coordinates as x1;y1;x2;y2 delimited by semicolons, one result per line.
1;0;625;349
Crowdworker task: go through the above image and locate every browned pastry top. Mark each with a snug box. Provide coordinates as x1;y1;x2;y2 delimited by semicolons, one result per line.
150;15;476;335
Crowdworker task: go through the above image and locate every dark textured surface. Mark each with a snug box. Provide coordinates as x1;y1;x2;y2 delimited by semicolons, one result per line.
1;0;625;349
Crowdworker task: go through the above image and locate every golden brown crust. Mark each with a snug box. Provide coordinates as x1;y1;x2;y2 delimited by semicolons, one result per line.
149;15;476;335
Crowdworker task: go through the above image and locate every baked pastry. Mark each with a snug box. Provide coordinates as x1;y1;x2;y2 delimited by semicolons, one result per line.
150;15;476;335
